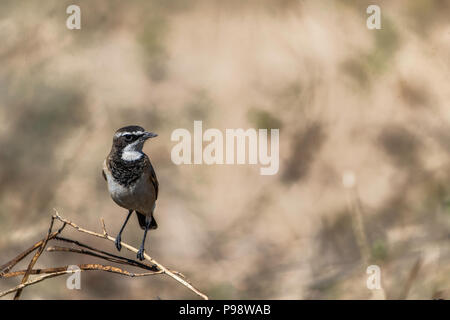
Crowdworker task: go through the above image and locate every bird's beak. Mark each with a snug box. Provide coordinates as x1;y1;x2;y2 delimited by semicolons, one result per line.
143;132;158;140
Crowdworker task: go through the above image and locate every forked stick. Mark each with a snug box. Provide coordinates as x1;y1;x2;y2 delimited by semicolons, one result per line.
0;210;208;300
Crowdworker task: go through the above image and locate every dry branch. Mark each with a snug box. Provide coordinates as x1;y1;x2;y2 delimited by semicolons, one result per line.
13;216;63;300
52;236;158;271
2;264;163;279
1;270;76;298
0;225;65;277
0;210;208;300
52;210;208;299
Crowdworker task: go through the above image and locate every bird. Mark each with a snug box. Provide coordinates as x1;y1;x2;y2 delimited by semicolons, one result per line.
102;125;159;261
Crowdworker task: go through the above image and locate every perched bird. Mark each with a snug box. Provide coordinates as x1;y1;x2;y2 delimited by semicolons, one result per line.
102;125;159;260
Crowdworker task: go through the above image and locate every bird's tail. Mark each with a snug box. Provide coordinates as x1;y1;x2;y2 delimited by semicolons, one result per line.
136;211;158;230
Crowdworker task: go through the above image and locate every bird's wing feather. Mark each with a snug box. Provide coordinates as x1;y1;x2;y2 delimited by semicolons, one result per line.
148;160;159;200
144;156;159;200
102;159;108;181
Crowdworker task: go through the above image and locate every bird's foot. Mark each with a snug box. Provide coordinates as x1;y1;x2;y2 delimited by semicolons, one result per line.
115;235;122;251
137;247;145;261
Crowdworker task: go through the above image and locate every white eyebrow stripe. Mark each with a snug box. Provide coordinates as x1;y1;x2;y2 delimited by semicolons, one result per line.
115;131;144;137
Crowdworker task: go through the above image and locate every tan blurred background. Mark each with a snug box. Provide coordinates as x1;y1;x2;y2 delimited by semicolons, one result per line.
1;0;450;299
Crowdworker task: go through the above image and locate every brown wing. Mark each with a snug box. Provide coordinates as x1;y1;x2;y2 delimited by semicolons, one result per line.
148;160;159;200
102;159;109;181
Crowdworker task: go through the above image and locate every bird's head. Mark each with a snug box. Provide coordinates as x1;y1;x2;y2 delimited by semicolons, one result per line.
112;125;157;161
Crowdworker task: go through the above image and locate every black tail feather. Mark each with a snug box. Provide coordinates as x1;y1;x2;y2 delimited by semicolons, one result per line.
136;211;158;230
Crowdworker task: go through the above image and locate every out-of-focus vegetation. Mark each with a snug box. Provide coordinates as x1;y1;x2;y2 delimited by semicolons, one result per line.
1;0;450;299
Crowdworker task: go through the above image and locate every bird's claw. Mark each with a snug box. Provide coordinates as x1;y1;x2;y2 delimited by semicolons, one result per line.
115;235;122;251
137;247;145;261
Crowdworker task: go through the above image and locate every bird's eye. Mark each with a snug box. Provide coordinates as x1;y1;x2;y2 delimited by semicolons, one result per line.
124;135;133;141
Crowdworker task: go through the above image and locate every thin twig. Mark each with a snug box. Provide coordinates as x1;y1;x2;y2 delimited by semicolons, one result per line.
54;236;158;270
47;244;158;271
100;218;108;236
0;270;75;298
0;230;61;277
398;257;422;300
2;264;163;279
13;216;63;300
1;262;159;299
1;264;162;298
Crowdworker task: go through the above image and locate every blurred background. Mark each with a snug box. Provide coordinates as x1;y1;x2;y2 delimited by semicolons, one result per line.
1;0;450;299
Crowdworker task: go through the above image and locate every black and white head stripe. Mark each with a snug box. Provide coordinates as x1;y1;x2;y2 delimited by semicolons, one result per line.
114;125;146;138
115;130;145;138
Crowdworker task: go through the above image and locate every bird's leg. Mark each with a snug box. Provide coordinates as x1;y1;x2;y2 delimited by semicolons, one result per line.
115;209;133;251
137;215;152;261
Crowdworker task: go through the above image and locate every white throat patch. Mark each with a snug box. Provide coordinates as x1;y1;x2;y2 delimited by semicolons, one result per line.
122;151;143;161
121;140;143;161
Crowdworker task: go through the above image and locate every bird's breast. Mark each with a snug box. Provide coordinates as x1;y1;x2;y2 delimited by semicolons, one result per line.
104;166;156;214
